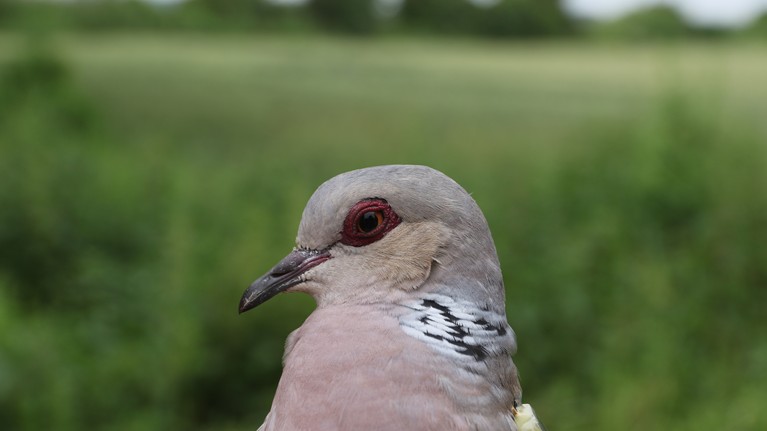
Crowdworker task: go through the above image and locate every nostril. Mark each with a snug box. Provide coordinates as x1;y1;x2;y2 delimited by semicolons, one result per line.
265;249;330;280
270;257;303;277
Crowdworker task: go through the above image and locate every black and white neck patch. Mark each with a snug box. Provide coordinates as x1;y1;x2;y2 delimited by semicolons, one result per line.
398;293;516;363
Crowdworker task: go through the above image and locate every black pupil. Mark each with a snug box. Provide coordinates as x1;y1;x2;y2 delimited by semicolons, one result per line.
358;212;380;233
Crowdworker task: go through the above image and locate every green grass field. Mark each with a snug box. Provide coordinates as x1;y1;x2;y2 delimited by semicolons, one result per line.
1;34;766;430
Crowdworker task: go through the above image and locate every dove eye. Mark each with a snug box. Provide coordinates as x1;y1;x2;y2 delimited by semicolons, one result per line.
341;199;401;247
358;211;383;233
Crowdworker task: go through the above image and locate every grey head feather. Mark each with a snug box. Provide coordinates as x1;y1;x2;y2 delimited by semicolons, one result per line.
296;165;506;312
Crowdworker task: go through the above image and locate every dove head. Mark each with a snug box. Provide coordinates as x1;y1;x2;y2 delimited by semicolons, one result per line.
239;165;505;312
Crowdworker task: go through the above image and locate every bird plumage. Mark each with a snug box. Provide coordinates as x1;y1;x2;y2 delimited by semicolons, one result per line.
242;165;538;430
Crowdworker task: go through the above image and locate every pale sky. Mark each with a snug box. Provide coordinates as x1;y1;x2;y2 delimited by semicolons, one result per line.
563;0;767;28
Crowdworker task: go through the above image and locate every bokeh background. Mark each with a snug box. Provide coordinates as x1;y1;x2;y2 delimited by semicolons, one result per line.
1;1;766;430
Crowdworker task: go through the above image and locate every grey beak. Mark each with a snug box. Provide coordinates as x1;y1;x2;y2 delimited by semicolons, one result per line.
239;248;331;314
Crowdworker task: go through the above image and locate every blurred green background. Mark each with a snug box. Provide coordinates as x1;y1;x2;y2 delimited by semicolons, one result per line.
1;1;766;430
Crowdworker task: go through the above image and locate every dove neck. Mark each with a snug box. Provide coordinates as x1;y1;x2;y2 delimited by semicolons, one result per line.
425;236;507;315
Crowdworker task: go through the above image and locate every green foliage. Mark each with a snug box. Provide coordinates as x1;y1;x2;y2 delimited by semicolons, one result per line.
0;41;102;307
0;0;577;38
590;5;691;40
507;93;767;430
400;0;572;37
309;0;377;35
477;0;573;38
741;13;767;39
0;35;766;431
0;0;15;25
399;0;481;34
0;0;313;33
2;1;165;32
186;0;314;32
0;0;754;40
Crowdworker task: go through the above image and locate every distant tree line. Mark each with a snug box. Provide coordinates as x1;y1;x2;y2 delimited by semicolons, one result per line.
1;0;765;40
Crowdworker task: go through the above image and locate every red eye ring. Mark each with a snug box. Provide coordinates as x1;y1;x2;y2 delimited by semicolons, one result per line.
341;199;401;247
